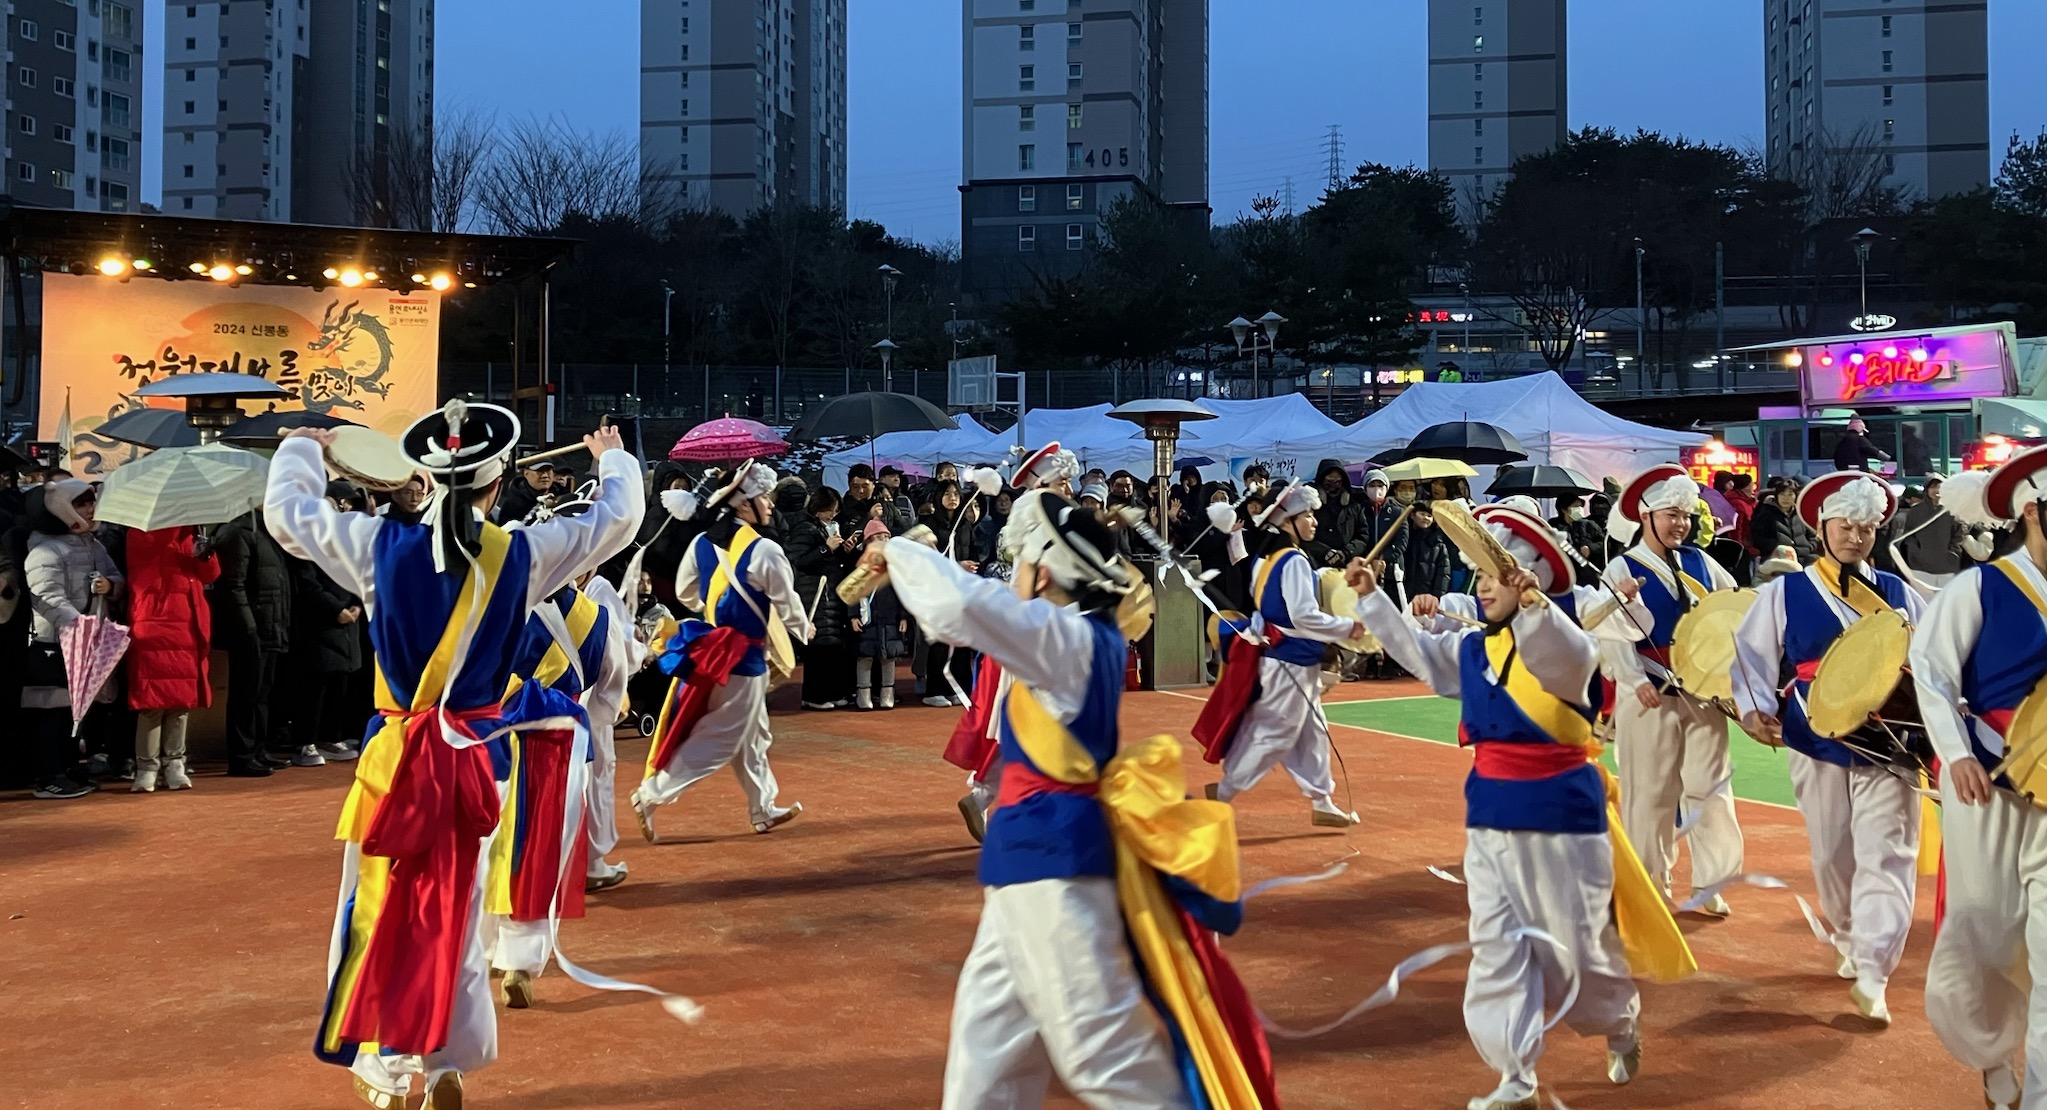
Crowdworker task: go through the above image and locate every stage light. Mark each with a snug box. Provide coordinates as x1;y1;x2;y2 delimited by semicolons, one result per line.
208;264;234;282
322;267;340;280
339;268;364;287
234;264;253;276
363;270;380;282
189;262;209;274
1910;347;1930;362
97;257;129;277
1848;352;1866;365
1785;350;1803;368
1881;344;1899;359
411;272;427;284
429;272;453;291
132;258;153;272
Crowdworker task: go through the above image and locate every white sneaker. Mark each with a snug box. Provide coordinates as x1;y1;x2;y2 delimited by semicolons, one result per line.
855;689;873;711
131;769;158;793
318;742;360;762
1310;800;1360;828
294;744;326;767
1691;892;1731;917
1851;979;1891;1026
752;801;803;834
952;696;970;707
801;700;837;711
1465;1085;1539;1110
879;689;896;709
632;790;659;844
1607;1033;1642;1084
162;760;192;791
1986;1065;2020;1109
584;859;629;893
922;695;953;708
1834;947;1857;980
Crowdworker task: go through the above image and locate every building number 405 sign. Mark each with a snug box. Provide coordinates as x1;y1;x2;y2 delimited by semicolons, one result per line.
1078;147;1130;169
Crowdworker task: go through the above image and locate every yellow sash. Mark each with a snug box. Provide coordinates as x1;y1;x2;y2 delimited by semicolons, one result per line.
1484;628;1698;984
704;524;763;629
1005;683;1257;1108
1814;557;1892;620
321;523;512;1056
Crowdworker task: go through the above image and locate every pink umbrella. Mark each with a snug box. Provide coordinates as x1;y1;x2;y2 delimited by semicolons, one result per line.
668;417;789;462
61;607;131;738
1700;488;1738;536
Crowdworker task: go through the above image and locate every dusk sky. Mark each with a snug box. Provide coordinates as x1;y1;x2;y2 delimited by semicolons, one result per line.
145;1;2047;241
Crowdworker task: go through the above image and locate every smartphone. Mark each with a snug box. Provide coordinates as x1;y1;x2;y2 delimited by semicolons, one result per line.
825;520;841;538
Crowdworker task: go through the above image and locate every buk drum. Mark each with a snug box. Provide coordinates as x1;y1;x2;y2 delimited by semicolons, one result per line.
326;425;417;492
1805;608;1931;768
1670;589;1757;703
1317;567;1377;654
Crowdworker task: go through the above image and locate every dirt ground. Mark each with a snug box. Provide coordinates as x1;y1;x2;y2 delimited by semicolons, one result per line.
0;681;1976;1109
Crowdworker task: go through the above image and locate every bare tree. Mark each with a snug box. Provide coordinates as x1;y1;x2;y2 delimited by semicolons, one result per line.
341;105;497;232
1793;123;1910;223
431;107;496;233
474;116;643;236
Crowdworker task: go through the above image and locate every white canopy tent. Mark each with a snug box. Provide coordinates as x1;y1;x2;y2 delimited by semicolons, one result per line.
819;394;1342;489
1278;373;1707;487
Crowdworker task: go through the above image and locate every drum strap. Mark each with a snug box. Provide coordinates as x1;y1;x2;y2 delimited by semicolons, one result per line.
1816;559;1892;622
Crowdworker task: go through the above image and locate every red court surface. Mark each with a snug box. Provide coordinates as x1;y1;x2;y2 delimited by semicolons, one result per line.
0;682;1975;1109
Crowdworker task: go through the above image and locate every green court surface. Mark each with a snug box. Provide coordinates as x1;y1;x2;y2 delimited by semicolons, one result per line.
1323;696;1799;808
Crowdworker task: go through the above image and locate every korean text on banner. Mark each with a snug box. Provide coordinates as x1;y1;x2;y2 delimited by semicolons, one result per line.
40;274;440;475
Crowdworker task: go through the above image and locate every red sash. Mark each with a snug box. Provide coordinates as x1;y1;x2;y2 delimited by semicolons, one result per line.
340;706;502;1055
992;758;1099;810
1469;740;1591;780
1195;633;1274;764
1179;909;1280;1110
650;625;753;771
943;654;1005;775
508;726;586;924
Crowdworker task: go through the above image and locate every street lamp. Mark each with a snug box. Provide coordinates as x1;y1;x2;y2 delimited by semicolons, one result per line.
1850;227;1886;331
1226;310;1286;398
878;264;902;393
1321;368;1335;414
657;278;674;416
1459;282;1473;356
872;338;898;393
1633;238;1646;383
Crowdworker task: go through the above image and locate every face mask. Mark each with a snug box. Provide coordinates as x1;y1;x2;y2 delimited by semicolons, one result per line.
1565;505;1584;521
1393;487;1416;506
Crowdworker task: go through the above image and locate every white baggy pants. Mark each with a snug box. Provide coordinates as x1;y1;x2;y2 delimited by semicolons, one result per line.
1786;752;1919;987
1613;693;1743;895
1926;777;2047;1108
1463;827;1640;1102
1218;658;1336;804
941;877;1191;1110
332;839;497;1095
585;716;619;870
638;672;782;822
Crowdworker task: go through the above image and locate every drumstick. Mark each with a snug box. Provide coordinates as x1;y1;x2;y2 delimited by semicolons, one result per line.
1437;609;1486;628
514;442;591;468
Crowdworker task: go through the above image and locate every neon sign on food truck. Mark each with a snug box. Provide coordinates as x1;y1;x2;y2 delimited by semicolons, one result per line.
1797;330;2013;409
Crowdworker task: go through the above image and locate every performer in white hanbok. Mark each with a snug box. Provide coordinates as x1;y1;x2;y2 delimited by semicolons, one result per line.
1731;471;1922;1027
862;489;1277;1110
633;462;814;840
945;442;1079;841
1194;478;1363;827
1411;503;1652;644
1911;445;2047;1110
265;408;643;1110
1602;464;1745;912
580;576;636;889
1356;514;1692;1110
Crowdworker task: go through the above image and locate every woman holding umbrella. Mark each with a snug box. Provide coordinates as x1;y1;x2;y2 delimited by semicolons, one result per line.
22;480;123;799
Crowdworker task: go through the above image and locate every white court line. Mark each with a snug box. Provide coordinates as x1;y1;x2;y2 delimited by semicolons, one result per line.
1155;688;1799;814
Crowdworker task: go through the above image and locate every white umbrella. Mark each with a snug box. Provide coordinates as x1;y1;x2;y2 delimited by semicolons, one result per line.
96;442;270;531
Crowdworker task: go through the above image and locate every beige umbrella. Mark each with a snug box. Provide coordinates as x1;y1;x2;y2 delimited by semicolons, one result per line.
96;442;269;531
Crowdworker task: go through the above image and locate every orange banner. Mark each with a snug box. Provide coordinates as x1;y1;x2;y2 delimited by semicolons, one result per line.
40;273;439;474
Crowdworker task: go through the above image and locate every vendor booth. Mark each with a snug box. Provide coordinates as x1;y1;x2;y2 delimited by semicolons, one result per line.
1721;322;2029;480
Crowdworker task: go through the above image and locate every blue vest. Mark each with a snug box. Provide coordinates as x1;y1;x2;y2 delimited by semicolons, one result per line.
1778;568;1911;767
1960;560;2047;777
1255;548;1331;666
980;613;1126;888
693;530;771;675
1457;633;1606;834
1623;545;1715;651
367;519;535;718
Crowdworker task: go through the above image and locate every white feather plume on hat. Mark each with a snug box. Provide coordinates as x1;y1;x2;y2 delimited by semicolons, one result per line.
660;488;700;522
1206;500;1237;531
1943;469;2004;528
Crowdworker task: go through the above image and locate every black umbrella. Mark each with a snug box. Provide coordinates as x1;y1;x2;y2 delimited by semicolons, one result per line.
1367;446;1408;468
219;409;361;447
1486;464;1597;500
1402;421;1528;465
96;408;202;449
789;391;957;442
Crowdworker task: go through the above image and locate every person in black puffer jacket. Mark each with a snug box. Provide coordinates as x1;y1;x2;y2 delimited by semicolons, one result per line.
1404;501;1456;600
1301;461;1369;569
213;508;293;777
286;491;366;763
1749;480;1817;566
784;486;857;710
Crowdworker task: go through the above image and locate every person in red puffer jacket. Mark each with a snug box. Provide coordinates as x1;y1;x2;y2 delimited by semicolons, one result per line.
125;526;220;792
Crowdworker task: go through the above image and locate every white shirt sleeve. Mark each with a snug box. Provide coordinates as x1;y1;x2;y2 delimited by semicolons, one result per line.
1730;578;1787;720
1278;551;1355;642
744;539;815;643
882;537;1096;720
1425;591;1481;634
263;437;385;608
674;538;705;613
1511;599;1601;709
516;447;647;607
1356;588;1467;698
1225;530;1247;565
1910;567;1985;767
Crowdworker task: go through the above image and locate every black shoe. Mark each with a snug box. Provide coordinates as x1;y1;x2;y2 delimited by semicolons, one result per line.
260;751;294;769
32;778;92;799
227;762;275;778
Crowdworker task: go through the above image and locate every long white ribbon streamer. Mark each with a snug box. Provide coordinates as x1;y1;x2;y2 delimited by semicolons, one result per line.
1243;857;1355;902
1677;873;1836;948
1256;926;1580;1041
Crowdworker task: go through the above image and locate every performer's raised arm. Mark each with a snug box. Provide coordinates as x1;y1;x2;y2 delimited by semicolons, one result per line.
519;426;646;604
264;433;383;604
881;531;1097;709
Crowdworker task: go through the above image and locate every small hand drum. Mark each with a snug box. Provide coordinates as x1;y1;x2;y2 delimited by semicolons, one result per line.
1805;608;1915;739
1316;567;1377;653
1670;588;1757;702
765;618;796;683
326;425;417;492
